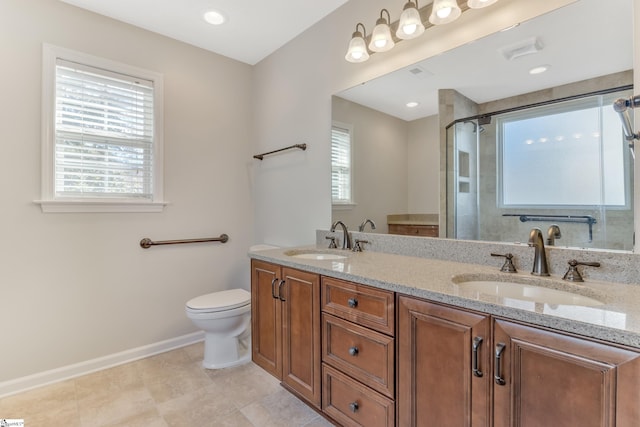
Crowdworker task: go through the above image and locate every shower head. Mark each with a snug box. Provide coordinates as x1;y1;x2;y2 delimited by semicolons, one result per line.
462;120;484;133
613;96;640;160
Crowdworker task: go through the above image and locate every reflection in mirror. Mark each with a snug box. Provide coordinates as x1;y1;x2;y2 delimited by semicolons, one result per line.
331;0;633;251
446;87;634;250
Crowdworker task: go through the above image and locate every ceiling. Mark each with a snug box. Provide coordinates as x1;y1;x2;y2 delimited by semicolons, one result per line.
337;0;633;121
59;0;349;65
59;0;632;120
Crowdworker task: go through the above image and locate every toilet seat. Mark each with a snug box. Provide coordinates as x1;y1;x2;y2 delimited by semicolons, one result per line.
186;289;250;312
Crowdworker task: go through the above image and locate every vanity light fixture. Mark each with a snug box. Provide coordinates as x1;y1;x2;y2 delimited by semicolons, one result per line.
203;9;226;25
369;9;395;52
345;0;500;63
468;0;498;8
396;1;425;40
429;0;462;25
345;23;370;63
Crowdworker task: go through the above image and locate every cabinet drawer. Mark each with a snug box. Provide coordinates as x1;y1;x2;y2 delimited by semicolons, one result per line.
321;277;394;335
388;224;438;237
322;363;394;427
322;314;394;398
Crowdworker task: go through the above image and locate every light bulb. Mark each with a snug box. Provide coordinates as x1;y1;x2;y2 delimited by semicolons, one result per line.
369;10;395;53
429;0;461;25
345;24;370;63
437;7;452;18
396;1;425;40
468;0;499;9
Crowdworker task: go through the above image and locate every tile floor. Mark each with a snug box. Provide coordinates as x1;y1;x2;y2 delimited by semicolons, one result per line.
0;342;335;427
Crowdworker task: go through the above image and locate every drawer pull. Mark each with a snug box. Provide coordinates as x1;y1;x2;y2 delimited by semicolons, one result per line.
349;402;359;413
472;336;483;377
270;278;279;299
348;346;359;356
278;280;286;302
494;343;506;386
347;297;358;308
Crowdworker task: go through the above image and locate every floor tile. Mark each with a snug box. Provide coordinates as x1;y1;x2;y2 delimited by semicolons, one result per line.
0;343;337;427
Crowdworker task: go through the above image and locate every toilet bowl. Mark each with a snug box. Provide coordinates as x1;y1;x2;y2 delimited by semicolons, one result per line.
185;288;251;369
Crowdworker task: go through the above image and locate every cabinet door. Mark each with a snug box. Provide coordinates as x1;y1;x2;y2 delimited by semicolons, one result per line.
281;267;322;407
493;319;640;427
397;296;491;427
251;260;282;379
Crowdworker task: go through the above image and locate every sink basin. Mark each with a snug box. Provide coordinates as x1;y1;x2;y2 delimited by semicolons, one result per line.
284;249;348;260
453;276;604;307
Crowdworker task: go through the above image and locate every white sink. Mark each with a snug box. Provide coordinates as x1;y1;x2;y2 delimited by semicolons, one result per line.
454;277;604;307
285;249;348;260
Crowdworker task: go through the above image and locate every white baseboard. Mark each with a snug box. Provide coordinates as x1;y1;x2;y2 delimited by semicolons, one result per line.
0;331;205;399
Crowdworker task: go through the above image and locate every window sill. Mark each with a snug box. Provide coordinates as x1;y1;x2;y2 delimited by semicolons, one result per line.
35;199;169;213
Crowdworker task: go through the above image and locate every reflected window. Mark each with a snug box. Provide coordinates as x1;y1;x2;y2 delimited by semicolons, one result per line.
498;92;630;207
331;121;354;205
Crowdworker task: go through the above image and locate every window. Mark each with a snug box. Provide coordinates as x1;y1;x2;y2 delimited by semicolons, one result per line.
39;45;165;212
331;122;354;206
498;92;629;208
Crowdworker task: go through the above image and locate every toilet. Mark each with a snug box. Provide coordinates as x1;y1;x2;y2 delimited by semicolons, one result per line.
185;288;251;369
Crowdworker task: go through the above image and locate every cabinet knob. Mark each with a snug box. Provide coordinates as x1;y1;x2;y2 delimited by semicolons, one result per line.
349;402;359;413
348;346;359;356
347;297;358;308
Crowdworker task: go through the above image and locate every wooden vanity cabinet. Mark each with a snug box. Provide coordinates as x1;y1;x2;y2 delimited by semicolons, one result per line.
388;224;438;237
321;277;396;427
250;259;321;407
493;319;640;427
251;259;640;425
397;295;492;427
397;294;640;427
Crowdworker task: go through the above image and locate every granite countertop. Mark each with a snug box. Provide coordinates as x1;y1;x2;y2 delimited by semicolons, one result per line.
250;245;640;349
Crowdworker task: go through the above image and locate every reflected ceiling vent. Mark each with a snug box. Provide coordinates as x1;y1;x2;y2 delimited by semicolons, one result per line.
407;65;433;79
499;36;544;61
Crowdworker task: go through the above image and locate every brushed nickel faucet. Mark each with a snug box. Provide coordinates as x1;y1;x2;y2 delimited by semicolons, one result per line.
358;219;377;232
331;220;352;250
528;228;550;276
547;224;561;246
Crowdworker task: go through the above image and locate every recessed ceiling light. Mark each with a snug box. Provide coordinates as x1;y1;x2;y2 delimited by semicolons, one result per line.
204;10;226;25
406;101;420;108
529;65;550;75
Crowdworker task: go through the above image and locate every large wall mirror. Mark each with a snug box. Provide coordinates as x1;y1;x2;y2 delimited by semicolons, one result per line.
331;0;634;252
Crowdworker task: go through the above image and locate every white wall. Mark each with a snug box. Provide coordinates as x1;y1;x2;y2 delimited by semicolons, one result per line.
331;96;408;233
408;115;440;214
0;0;253;384
252;0;576;247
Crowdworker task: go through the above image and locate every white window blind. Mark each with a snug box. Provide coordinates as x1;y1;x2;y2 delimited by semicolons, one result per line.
331;123;353;204
54;58;155;199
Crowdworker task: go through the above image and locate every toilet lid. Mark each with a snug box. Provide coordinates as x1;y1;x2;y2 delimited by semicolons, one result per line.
186;289;251;311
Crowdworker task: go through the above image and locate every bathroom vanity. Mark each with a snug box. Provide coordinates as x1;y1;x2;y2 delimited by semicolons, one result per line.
249;243;640;427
